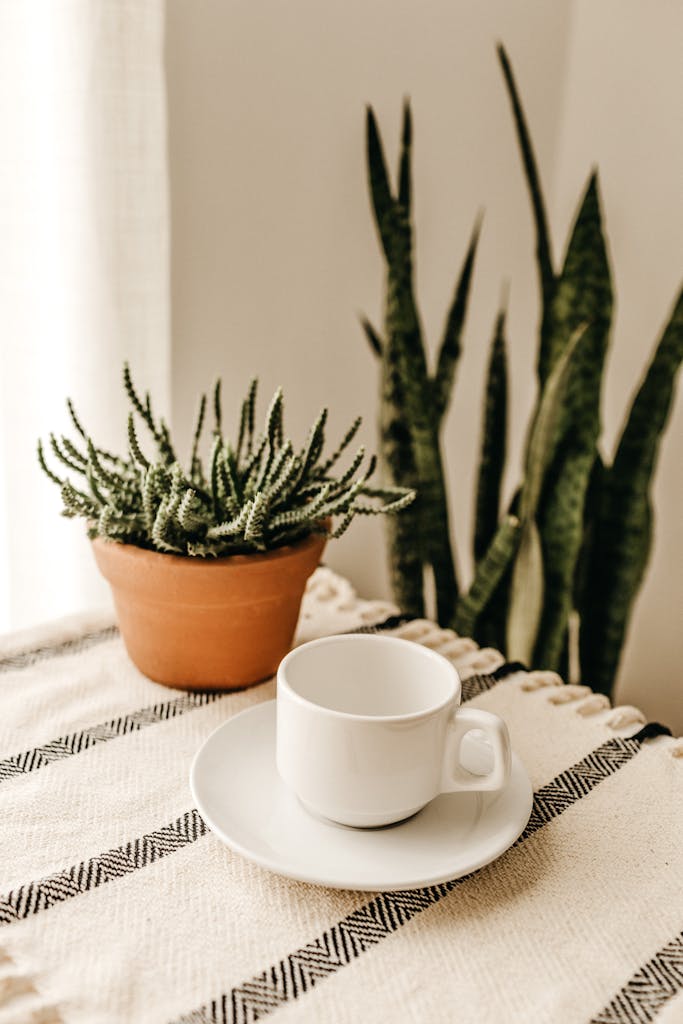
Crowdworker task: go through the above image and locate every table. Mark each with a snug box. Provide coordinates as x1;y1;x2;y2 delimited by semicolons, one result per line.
0;568;681;1024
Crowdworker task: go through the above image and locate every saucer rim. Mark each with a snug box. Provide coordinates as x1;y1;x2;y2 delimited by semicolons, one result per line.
190;700;533;891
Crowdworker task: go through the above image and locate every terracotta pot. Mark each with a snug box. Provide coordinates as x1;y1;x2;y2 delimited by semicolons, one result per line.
91;532;326;691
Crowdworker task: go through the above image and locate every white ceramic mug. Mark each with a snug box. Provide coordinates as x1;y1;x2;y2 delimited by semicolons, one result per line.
276;634;512;827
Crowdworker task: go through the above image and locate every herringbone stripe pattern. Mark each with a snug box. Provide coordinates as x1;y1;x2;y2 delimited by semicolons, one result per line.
461;661;526;702
172;735;648;1024
0;625;118;675
518;735;641;842
590;932;683;1024
0;810;207;925
0;669;507;786
0;692;221;783
0;617;514;785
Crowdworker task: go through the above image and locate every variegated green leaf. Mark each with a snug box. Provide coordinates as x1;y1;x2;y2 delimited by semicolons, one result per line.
497;43;555;370
520;322;588;524
579;285;683;693
507;518;544;664
397;98;412;212
533;174;613;671
432;216;482;420
366;106;395;261
473;305;507;563
455;515;520;638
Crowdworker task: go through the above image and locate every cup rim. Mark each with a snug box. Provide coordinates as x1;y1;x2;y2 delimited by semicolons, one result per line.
277;633;461;723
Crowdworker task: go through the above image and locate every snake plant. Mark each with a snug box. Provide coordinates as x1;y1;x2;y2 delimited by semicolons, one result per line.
39;366;415;557
363;46;683;696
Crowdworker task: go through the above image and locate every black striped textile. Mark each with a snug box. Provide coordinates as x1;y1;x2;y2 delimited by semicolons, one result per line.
0;732;660;936
591;931;683;1024
0;623;517;787
170;730;661;1024
0;625;118;675
0;692;221;783
2;607;678;1024
0;810;207;925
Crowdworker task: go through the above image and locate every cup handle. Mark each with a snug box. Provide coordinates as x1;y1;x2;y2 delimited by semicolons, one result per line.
441;707;512;793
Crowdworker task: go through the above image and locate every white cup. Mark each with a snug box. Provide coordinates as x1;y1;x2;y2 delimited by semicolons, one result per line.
276;634;512;828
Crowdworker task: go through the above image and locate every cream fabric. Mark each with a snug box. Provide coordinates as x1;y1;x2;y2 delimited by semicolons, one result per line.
0;0;170;631
0;568;681;1024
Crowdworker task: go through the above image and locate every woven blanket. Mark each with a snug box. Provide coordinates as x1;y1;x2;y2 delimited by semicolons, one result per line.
0;568;681;1024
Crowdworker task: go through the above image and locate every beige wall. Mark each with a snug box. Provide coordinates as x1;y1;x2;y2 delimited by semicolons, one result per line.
166;1;682;729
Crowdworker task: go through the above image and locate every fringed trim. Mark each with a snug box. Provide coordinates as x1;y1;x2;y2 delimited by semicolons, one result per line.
305;569;679;758
0;948;63;1022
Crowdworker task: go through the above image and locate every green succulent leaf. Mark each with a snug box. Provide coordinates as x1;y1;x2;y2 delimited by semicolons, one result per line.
38;367;414;557
359;316;383;357
190;393;207;478
127;415;150;470
213;379;222;436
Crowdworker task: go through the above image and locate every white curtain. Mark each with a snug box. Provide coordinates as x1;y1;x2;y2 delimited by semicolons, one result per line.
0;0;170;630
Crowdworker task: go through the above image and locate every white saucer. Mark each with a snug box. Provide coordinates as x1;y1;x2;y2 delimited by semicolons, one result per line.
190;701;533;892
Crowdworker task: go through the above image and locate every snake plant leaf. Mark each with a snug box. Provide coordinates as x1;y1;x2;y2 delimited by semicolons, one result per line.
572;452;605;618
433;215;482;421
378;421;425;620
473;304;508;563
540;174;611;390
470;472;522;652
579;284;683;694
414;432;459;624
385;188;456;621
507;517;544;664
520;322;588;524
377;270;424;617
366;106;396;261
384;239;454;620
533;173;613;671
397;98;412;211
455;515;520;638
380;193;433;439
497;43;555;368
364;103;460;624
385;224;429;396
384;311;455;620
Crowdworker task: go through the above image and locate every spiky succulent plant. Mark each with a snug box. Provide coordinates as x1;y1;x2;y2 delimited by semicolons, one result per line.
38;366;415;557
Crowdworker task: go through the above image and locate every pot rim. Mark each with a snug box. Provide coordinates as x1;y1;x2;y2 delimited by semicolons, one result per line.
90;526;328;570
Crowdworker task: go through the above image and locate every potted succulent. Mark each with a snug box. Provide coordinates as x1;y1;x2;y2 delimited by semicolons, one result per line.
38;366;414;690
